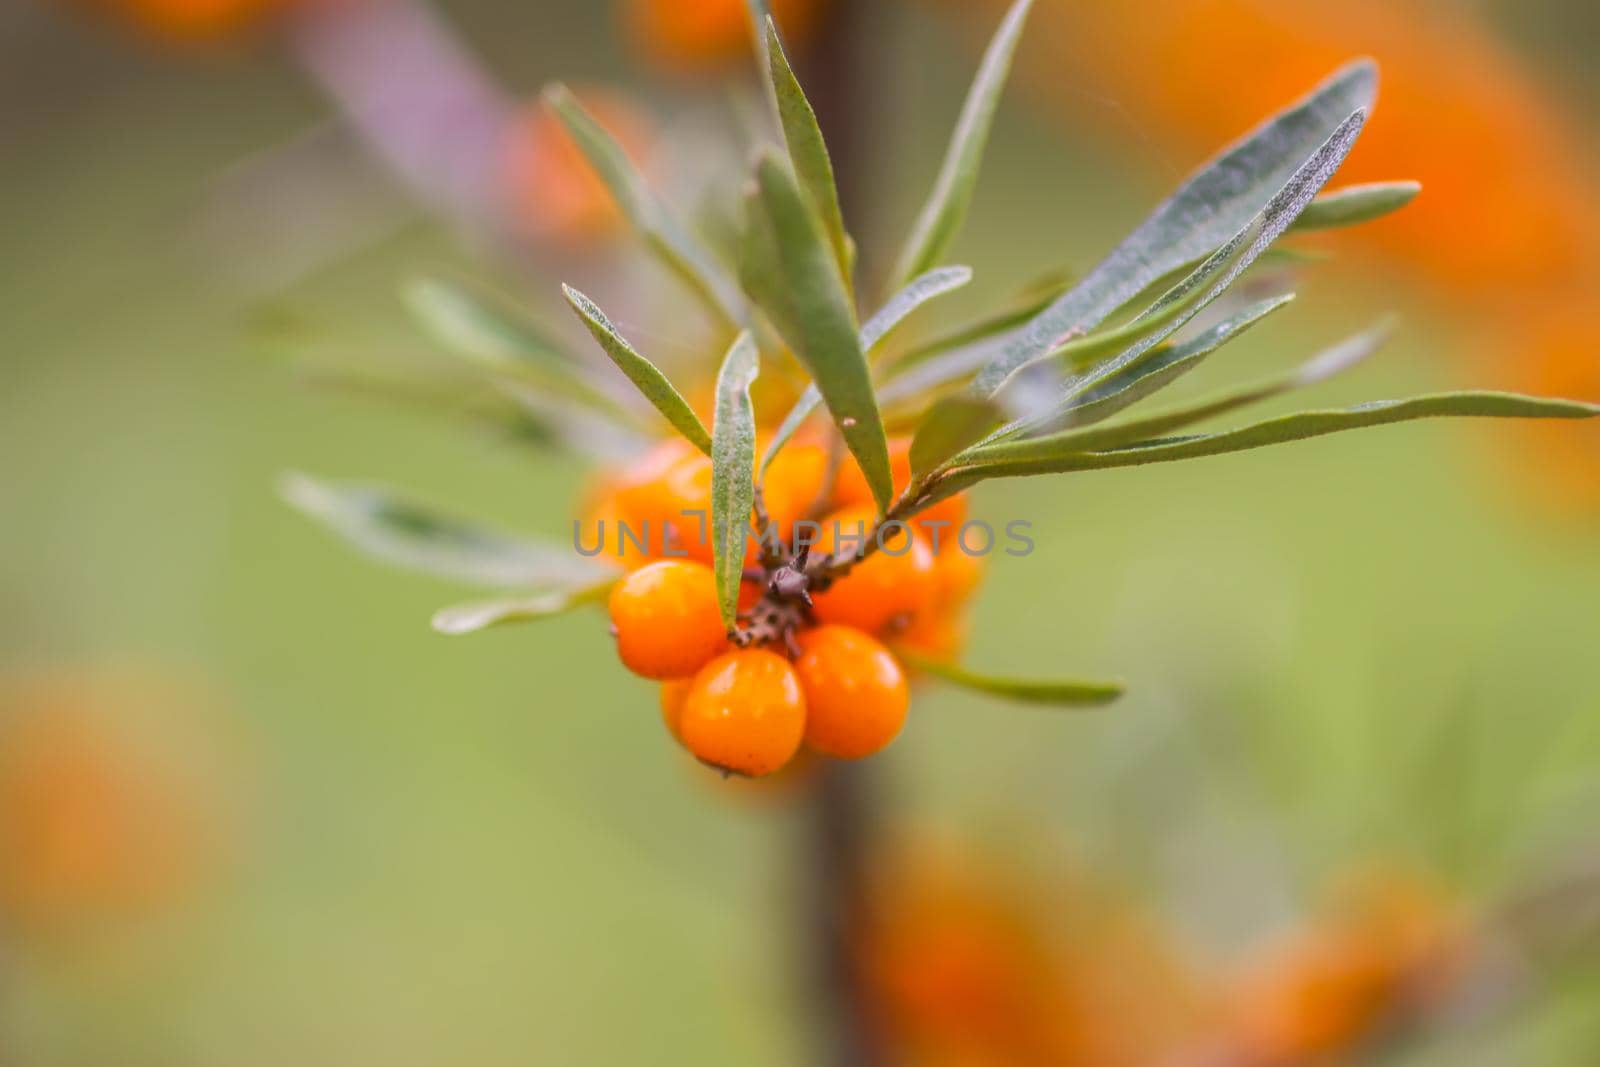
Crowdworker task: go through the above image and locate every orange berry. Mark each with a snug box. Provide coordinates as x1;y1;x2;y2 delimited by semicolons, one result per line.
622;0;824;72
834;436;969;544
930;542;986;610
761;443;829;544
609;439;718;564
679;649;806;777
659;679;692;744
811;506;937;634
794;626;909;760
607;560;728;679
892;610;968;664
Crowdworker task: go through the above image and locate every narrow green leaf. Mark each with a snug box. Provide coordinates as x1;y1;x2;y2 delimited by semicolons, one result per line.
744;151;894;512
944;392;1600;484
765;19;852;279
988;108;1369;436
711;332;760;629
404;276;572;372
1052;295;1297;430
966;320;1391;464
860;265;974;354
404;276;632;416
894;648;1124;707
970;60;1376;395
432;582;613;635
543;84;742;329
282;473;615;588
890;0;1035;288
562;285;714;456
1035;275;1212;371
884;268;1074;376
909;394;1005;482
760;265;972;473
1290;180;1420;232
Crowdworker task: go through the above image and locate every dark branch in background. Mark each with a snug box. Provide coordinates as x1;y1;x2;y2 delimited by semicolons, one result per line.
791;4;890;1066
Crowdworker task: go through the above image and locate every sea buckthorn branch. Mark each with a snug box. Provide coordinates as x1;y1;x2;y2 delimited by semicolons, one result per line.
285;0;1600;768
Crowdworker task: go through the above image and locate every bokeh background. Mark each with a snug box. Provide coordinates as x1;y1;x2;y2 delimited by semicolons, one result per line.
2;0;1598;1063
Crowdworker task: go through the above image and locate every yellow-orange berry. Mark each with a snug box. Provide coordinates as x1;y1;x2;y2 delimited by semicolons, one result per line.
891;610;968;664
811;506;937;633
607;560;728;679
930;542;986;610
761;443;829;544
679;649;806;777
834;437;969;543
794;626;909;760
659;679;692;744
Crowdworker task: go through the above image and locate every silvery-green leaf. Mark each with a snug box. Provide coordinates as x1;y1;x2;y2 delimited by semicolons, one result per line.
432;583;614;635
895;648;1124;707
765;19;852;279
966;319;1392;464
562;285;714;456
860;265;973;353
404;276;571;372
890;0;1035;288
496;379;651;464
938;392;1600;488
989;108;1368;437
1290;180;1420;232
543;84;741;330
970;60;1376;396
404;276;633;416
908;394;1005;482
743;150;894;512
759;265;972;473
283;473;615;588
1052;294;1297;430
711;332;760;628
885;268;1074;376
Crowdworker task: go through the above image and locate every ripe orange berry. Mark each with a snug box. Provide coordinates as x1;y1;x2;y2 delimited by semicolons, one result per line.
659;679;692;744
811;505;937;633
834;436;969;544
891;610;968;664
794;626;909;760
761;443;829;544
679;649;806;777
607;560;728;679
930;542;986;610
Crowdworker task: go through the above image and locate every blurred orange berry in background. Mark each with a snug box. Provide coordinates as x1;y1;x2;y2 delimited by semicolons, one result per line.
1502;303;1600;510
504;88;655;245
620;0;825;73
0;671;219;944
85;0;293;40
861;850;1206;1066
1224;868;1468;1065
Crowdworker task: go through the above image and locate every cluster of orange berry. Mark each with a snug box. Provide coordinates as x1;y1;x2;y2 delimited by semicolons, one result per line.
589;433;981;777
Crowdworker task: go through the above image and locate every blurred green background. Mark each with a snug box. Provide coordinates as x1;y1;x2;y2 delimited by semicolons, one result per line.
2;0;1598;1063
